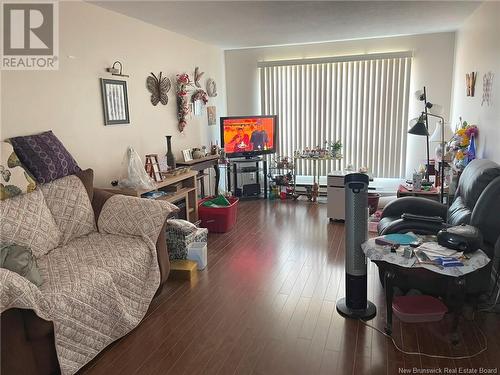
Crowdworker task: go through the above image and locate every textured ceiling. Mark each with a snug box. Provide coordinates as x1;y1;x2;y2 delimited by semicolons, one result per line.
93;1;480;49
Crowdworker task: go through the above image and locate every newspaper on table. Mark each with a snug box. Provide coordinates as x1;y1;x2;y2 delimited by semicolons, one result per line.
415;242;463;259
362;236;490;277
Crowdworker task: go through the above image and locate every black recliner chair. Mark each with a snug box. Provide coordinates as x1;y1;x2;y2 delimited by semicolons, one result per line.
378;159;500;294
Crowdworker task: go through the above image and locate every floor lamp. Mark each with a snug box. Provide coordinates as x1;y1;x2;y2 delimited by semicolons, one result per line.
409;113;446;203
408;114;430;180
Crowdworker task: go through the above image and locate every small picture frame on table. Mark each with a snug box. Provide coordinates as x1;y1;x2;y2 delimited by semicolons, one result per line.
100;78;130;125
182;149;193;162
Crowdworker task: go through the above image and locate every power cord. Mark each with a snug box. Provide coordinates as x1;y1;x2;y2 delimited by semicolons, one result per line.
359;319;488;360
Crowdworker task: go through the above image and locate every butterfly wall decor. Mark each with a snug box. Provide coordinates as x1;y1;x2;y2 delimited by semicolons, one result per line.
146;72;171;106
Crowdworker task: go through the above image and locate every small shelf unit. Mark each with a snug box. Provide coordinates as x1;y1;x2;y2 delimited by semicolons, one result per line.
105;170;199;222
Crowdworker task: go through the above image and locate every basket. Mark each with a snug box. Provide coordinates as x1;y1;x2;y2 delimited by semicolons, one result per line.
166;224;208;260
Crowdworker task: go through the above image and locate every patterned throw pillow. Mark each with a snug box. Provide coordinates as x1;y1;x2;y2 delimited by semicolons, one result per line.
40;175;96;245
1;142;37;200
9;130;81;184
0;189;62;258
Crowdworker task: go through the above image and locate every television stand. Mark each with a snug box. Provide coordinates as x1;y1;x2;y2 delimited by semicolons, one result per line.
232;156;263;161
227;158;267;199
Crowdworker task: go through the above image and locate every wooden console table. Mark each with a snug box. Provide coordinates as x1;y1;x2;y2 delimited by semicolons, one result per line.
177;154;220;198
105;171;198;222
397;184;440;201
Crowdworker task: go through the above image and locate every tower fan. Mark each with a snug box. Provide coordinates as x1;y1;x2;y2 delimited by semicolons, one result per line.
336;173;376;320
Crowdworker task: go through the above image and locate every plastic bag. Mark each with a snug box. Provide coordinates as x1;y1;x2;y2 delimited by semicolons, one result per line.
118;147;156;190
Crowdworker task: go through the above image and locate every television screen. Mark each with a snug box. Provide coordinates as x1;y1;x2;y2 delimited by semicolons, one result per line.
220;115;277;158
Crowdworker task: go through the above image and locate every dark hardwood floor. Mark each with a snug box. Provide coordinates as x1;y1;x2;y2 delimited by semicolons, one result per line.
80;200;500;375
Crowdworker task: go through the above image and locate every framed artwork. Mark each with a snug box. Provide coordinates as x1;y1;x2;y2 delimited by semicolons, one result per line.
100;78;130;125
182;149;193;162
207;106;216;126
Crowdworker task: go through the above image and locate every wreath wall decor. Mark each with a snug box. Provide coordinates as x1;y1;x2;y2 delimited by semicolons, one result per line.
191;89;209;105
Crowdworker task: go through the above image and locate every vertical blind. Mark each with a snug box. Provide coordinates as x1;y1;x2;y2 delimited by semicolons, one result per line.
259;52;412;178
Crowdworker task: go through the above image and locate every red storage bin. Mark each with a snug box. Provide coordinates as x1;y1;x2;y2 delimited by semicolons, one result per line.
198;196;239;233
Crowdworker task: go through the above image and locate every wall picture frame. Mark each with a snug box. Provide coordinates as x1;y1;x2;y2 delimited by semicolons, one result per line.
182;149;193;162
100;78;130;125
207;106;216;126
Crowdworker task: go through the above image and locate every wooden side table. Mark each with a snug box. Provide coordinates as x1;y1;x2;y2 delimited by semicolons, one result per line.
362;238;491;343
177;154;220;198
397;184;440;201
105;171;198;223
379;263;465;343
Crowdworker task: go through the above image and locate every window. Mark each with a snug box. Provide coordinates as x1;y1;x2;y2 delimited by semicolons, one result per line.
259;52;412;178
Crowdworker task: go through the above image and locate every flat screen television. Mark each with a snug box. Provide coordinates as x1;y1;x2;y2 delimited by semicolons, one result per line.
220;115;277;158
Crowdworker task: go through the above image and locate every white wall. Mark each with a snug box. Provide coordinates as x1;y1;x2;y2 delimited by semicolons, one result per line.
451;2;500;163
225;32;456;177
1;2;227;187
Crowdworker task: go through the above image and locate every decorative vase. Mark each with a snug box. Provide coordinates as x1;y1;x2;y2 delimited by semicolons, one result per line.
165;135;176;170
468;134;476;163
192;148;204;159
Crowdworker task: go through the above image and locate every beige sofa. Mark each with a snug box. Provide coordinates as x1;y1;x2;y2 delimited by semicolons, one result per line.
0;170;177;375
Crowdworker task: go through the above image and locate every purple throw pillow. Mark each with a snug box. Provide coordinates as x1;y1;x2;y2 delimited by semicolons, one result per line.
9;131;81;184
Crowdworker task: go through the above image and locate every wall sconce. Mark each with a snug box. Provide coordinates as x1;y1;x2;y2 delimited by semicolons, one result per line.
106;61;129;77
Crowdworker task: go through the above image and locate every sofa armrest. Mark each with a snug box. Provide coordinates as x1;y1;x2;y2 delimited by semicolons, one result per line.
381;197;448;220
378;216;447;235
92;189;173;286
92;188;114;223
156;220;170;286
1;308;58;375
98;194;178;243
